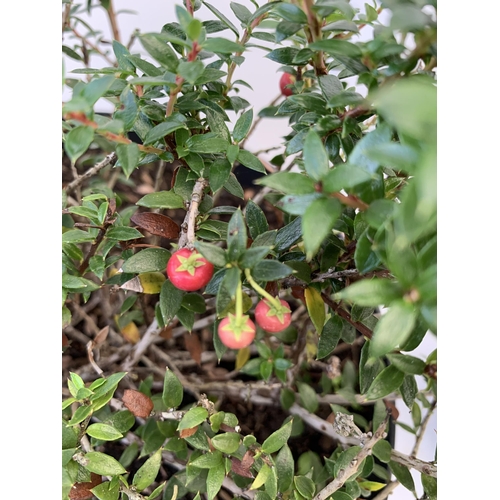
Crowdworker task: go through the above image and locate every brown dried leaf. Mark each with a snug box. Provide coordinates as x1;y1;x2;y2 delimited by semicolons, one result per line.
265;281;279;298
94;326;109;347
69;473;102;500
241;450;255;469
159;326;173;340
184;332;202;366
179;426;198;438
231;458;254;479
130;212;180;239
122;389;154;418
384;398;400;421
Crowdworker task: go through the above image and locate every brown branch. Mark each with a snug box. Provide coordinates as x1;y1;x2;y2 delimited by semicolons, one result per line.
62;1;72;33
331;191;369;211
321;293;373;339
64;152;117;194
177;178;209;248
104;0;121;43
313;411;391;500
70;27;115;66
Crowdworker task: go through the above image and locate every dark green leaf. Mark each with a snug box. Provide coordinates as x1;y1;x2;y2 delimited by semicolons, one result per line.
317;315;342;359
245;200;268;239
209;158;232;192
82;75;116;106
84;452;127;475
203;2;240;36
389;461;416;495
207;464;225;500
106;226;144;240
223;172;245;199
373;440;392;463
64;126;94;163
237;149;266;173
303;130;329;181
186;134;229;154
309;39;362;58
261;419;293;454
266;47;300;64
335;278;401;307
205;108;231;142
252;260;293;281
136;191;185;209
302;197;341;259
194;241;227;268
122;248;171;273
239;246;272;269
400;374;418;409
143;115;188;145
354;227;381;274
160;280;184;324
318;74;343;101
227;209;247;261
178;407;209;431
386;353;425;375
139;33;179;71
370;300;417;358
162;368;183;409
297;382;318;413
116;142;140;179
421;473;437;500
276;444;294;492
190;450;223;469
322;164;373;193
275;216;302;252
132;448;162;491
256;172;316;194
204;37;245;54
113;40;136;72
231;2;252;24
365;365;405;401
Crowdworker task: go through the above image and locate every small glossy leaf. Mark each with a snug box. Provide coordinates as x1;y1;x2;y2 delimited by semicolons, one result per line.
294;476;315;499
303;129;329;181
162;368;183;409
400;374;418;409
204;37;244;54
237;149;266;173
143;115;188;145
139;33;179;71
190;450;223;469
261;419;293;454
317;315;343;359
389;461;416;495
335;278;401;307
386;353;426;375
233;108;253;143
84;452;127;475
116;143;140;179
354;228;381;274
274;216;303;252
211;432;241;454
207;463;226;500
122;248;171;273
297;382;318;413
252;260;293;281
160;279;184;324
106;226;143;240
276;444;294;492
309;39;362;58
245;200;268;239
323;164;373;193
365;365;405;401
178;407;208;431
373;440;392;463
132;448;162;491
86;423;123;441
65;126;95;164
370;300;417;358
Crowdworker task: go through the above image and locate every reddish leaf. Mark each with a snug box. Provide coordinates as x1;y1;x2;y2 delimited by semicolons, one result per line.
265;281;279;298
384;398;400;420
241;450;255;469
184;332;202;366
130;212;180;239
69;473;102;500
179;426;198;438
231;458;254;479
291;286;306;304
122;389;154;418
159;326;174;340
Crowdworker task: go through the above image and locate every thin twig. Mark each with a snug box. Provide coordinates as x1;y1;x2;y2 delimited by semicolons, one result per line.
104;0;121;43
413;400;437;456
312;412;391;500
70;27;115;66
178;178;208;248
64;152;117;194
372;480;400;500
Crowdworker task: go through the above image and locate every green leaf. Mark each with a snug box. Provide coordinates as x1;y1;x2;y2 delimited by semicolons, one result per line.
365;365;405;401
207;463;226;500
334;446;363;479
86;423;123;441
136;190;185;209
122;248;171;273
302;197;341;259
318;74;343;101
113;40;136;72
67;405;93;426
133;448;162;491
223;172;245;199
139;33;179;71
317;315;343;359
389;461;416;495
370;300;417;358
305;287;325;335
303;129;329;181
400;374;418;409
297;382;318;413
275;3;307;22
237;149;267;173
386;353;426;375
82;75;116;106
190;450;223;469
354;227;381;274
84;451;127;475
65;126;95;163
266;47;300;64
91;480;120;500
178;406;209;431
233;108;253;143
162;368;183;409
261;419;293;454
62;229;95;243
276;444;294;492
250;463;271;490
294;476;316;499
226;208;248;261
348;123;393;174
194;241;227;268
116;142;140;179
203;2;240;36
186;134;229;154
309;38;362;58
335;278;401;307
256;172;315;194
421;473;437;500
372;440;392;463
322;164;373;193
231;2;252;24
204;37;245;54
239;246;272;269
245;200;269;239
274;216;302;252
252;260;293;281
211;432;241;454
143;115;188;145
209;158;232;192
160;280;184;324
106;226;144;240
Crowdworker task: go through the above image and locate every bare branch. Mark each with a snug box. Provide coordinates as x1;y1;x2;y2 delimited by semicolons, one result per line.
178;178;209;248
64;152;117;194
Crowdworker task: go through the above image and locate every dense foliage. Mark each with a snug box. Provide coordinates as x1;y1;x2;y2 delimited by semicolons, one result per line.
62;1;437;499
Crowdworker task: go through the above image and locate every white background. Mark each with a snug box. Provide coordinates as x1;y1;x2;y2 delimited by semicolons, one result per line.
61;1;437;498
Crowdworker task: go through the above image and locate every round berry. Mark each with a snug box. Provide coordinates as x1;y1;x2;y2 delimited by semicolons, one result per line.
255;298;292;333
218;315;256;349
166;248;214;291
279;72;295;96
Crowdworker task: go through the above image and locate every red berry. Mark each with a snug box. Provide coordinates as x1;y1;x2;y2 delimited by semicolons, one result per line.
218;315;256;349
255;298;292;333
279;73;295;96
166;248;214;291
